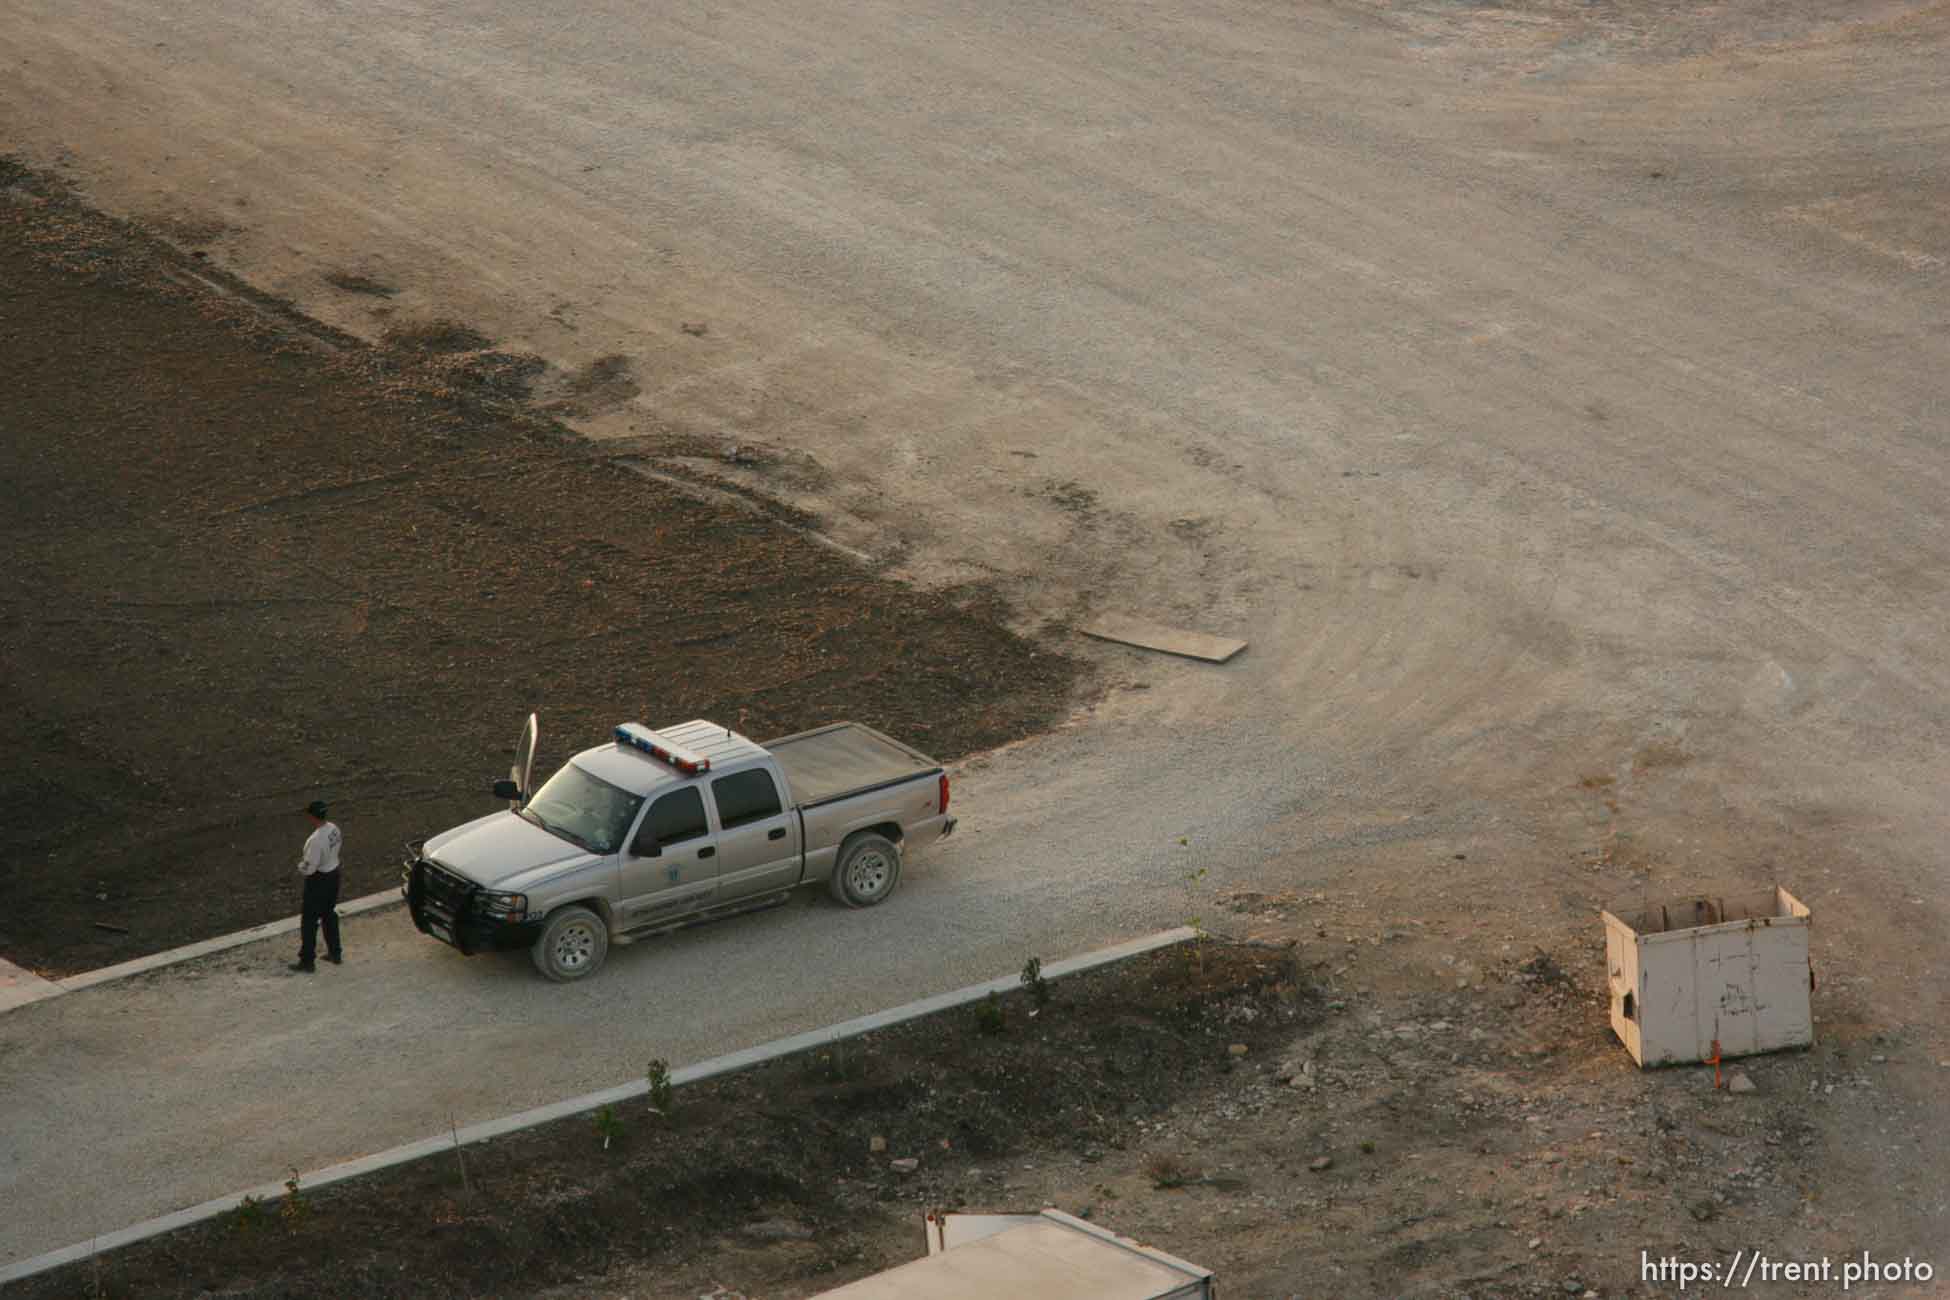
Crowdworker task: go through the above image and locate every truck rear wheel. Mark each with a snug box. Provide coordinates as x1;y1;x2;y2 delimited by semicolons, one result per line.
531;904;609;982
829;833;901;908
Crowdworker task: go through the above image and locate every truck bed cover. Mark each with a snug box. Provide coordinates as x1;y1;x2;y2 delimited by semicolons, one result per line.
764;722;940;808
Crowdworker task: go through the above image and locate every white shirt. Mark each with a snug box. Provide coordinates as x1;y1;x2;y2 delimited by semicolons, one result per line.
299;821;342;876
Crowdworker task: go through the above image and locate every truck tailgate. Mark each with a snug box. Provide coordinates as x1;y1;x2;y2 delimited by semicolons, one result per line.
766;722;940;807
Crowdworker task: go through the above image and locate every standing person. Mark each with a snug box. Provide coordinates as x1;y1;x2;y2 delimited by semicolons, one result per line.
290;800;344;973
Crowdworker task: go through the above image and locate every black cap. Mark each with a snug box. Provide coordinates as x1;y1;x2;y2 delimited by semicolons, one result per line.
306;800;329;819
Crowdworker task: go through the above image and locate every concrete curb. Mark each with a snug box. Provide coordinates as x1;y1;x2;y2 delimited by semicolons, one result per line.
0;926;1195;1285
0;889;405;1011
0;958;63;1013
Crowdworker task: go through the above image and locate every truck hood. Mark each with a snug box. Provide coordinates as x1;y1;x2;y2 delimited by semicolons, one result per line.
423;810;598;889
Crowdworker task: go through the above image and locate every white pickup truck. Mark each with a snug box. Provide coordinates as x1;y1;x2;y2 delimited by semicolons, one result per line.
403;715;956;980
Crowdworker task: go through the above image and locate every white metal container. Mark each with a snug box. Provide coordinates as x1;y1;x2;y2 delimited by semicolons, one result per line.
1601;887;1813;1067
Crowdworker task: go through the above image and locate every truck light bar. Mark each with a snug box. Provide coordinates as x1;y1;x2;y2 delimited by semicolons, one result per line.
614;723;712;774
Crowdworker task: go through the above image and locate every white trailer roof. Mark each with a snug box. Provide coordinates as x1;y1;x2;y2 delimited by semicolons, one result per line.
810;1211;1211;1299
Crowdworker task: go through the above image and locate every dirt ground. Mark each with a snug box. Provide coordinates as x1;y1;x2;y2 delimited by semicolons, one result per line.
15;919;1942;1300
0;159;1082;978
9;943;1301;1300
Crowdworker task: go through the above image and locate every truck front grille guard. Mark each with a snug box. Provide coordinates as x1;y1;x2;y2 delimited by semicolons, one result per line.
405;858;430;934
408;858;482;954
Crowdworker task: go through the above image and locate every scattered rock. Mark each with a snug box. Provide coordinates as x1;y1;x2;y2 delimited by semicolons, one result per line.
1690;1199;1718;1222
869;1135;887;1154
890;1157;920;1174
1871;1054;1888;1064
1229;1043;1249;1057
1728;1072;1757;1094
1309;1155;1333;1172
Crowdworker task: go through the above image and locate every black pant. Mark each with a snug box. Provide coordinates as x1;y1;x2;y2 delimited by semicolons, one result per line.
299;870;342;963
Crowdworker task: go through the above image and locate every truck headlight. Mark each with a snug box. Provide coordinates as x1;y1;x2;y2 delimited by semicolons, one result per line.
478;891;528;922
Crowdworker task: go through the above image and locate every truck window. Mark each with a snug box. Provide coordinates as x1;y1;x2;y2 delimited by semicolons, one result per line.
644;787;709;846
523;762;644;854
712;769;783;830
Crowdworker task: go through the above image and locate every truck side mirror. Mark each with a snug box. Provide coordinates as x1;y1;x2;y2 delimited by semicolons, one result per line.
492;778;522;802
632;831;662;859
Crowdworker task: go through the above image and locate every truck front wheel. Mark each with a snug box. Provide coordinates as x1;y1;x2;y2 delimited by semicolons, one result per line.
830;833;902;908
531;905;609;982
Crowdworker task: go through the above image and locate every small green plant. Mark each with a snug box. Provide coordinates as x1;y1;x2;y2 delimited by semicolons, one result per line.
1359;1139;1377;1155
1020;956;1050;1008
646;1058;674;1114
594;1104;625;1150
1182;862;1211;973
1143;1152;1194;1189
450;1112;472;1196
278;1170;309;1230
832;1039;865;1081
974;991;1006;1036
803;1039;868;1083
230;1194;268;1234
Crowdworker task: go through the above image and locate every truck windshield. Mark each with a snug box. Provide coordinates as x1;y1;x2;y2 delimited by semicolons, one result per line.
520;763;643;854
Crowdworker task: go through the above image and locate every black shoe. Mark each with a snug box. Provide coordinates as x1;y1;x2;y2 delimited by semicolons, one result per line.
288;960;315;973
324;954;343;966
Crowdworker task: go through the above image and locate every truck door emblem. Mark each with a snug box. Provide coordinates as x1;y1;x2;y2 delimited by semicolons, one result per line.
668;865;681;883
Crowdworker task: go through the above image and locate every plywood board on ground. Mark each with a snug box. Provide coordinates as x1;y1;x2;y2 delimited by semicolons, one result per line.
1080;614;1246;664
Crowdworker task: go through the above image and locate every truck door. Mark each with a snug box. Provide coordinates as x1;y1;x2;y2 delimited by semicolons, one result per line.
617;786;717;925
708;767;802;900
507;712;538;808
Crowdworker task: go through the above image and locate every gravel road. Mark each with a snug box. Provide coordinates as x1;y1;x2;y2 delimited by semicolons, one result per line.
4;0;1948;1267
0;731;1313;1265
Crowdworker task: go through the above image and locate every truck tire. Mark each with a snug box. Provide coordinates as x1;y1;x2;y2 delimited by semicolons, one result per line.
829;832;902;908
531;904;609;982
